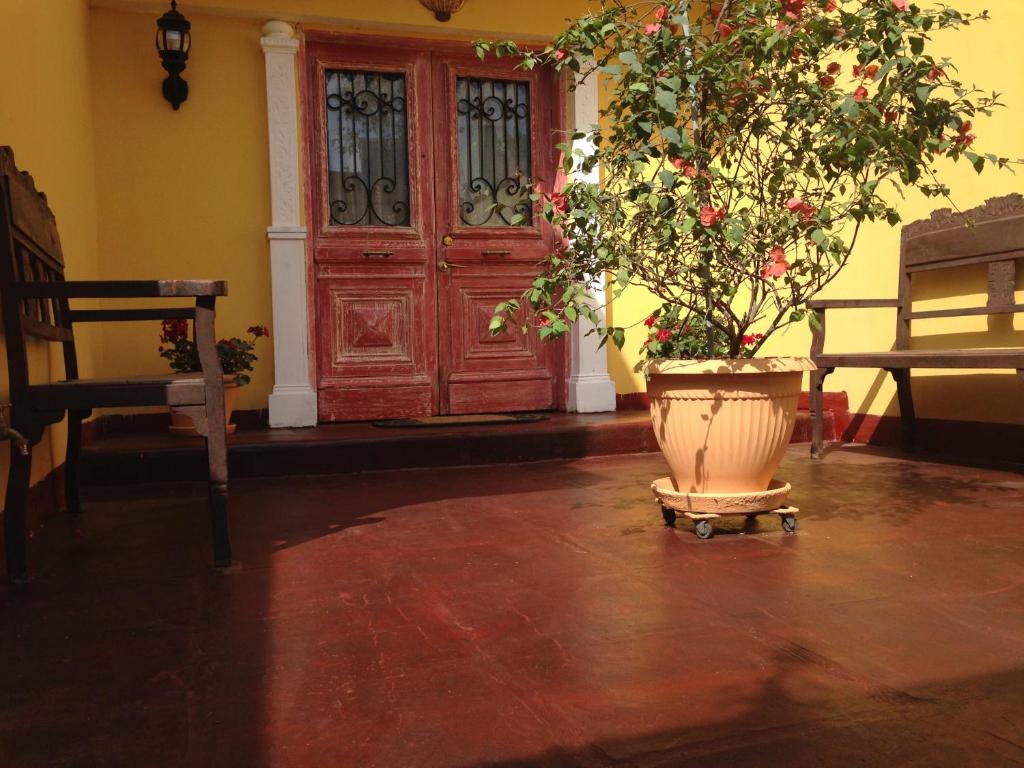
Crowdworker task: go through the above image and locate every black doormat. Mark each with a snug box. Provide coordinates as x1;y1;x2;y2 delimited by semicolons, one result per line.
372;413;551;428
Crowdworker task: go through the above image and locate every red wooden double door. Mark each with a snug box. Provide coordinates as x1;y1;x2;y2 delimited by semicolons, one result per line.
306;36;565;422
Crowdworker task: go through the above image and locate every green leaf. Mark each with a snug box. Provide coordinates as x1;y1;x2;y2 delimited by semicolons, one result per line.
655;88;677;114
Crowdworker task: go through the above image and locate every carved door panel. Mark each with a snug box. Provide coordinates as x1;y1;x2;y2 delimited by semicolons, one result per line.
308;39;563;421
432;53;565;415
308;41;438;421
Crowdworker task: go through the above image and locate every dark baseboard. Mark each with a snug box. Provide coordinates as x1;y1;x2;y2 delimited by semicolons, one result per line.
83;409;268;443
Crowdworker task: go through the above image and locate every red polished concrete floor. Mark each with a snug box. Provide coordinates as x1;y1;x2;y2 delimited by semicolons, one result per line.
3;445;1024;767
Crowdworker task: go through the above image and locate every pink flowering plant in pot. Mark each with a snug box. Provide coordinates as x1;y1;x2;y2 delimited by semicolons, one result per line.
478;0;1012;497
159;320;269;435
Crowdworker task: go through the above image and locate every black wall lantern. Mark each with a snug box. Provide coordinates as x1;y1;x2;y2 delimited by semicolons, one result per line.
155;1;191;110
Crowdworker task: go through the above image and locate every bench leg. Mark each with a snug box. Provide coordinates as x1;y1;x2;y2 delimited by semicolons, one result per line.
810;367;834;459
4;444;32;582
205;410;232;569
890;369;917;452
64;410;88;518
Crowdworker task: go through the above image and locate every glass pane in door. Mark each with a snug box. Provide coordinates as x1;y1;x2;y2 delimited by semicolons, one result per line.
325;70;411;227
456;77;532;227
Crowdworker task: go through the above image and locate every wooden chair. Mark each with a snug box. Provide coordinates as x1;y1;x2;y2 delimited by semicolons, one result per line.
0;146;231;582
809;194;1024;458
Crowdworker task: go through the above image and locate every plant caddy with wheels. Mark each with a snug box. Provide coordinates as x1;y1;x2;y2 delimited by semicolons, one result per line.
478;0;1011;537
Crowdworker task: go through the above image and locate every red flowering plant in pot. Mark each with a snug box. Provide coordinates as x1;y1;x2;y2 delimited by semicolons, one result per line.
158;320;270;435
478;0;1012;508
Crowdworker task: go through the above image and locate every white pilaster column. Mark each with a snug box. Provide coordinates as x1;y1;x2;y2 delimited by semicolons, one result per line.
567;73;617;413
261;21;317;427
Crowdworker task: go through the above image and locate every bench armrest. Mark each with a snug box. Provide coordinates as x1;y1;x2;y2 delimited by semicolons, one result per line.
807;299;900;310
17;280;227;299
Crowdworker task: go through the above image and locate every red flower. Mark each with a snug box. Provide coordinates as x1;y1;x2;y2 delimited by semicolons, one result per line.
671;157;699;178
742;333;764;346
827;62;841;75
760;247;790;279
656;328;672;342
654;5;670;22
549;192;569;215
959;120;973;134
854;85;869;102
819;75;835;89
718;22;734;38
160;318;189;344
699;205;727;227
657;69;669;78
824;0;837;10
644;314;657;327
781;0;806;20
247;325;270;338
553;48;569;62
785;197;816;223
863;64;879;80
852;64;861;78
892;0;908;10
645;22;663;35
884;109;899;123
927;65;944;82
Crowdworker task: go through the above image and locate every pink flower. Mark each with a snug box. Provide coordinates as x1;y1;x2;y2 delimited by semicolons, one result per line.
927;65;944;81
824;0;837;10
892;0;908;10
761;247;790;279
854;85;869;102
785;197;816;223
644;314;657;327
671;157;698;178
718;22;735;38
819;75;835;89
852;64;861;77
553;48;569;62
863;64;879;80
645;22;663;35
781;0;806;20
654;5;670;22
548;191;569;215
656;328;672;342
959;120;973;134
699;205;727;227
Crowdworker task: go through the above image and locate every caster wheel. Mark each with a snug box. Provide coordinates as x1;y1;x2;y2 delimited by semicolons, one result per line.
781;515;799;534
661;505;677;527
694;520;714;540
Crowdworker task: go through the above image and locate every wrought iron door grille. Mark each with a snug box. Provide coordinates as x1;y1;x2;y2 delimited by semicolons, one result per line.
325;70;411;227
456;77;532;227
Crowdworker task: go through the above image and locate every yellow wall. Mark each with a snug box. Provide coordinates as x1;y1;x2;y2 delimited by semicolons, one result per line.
609;0;1024;426
0;0;101;491
89;7;274;410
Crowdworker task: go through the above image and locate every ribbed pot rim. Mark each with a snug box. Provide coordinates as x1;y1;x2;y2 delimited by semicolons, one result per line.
646;356;816;376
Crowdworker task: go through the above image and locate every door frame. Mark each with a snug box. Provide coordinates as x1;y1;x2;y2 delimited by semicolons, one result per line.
259;22;616;427
302;30;568;420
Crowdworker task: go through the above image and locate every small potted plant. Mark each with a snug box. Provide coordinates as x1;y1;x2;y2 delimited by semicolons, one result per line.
159;319;270;435
480;0;1011;499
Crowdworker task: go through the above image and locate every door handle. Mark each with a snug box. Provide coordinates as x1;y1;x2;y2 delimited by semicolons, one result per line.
438;261;466;272
363;250;393;258
481;249;511;257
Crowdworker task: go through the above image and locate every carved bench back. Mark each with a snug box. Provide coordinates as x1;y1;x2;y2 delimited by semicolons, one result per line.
896;194;1024;349
0;146;76;403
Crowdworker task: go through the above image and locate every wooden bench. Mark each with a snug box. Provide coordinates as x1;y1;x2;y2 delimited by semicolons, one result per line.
808;194;1024;459
0;146;231;581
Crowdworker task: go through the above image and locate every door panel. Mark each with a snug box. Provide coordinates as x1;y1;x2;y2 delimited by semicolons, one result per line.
433;54;564;415
308;41;438;421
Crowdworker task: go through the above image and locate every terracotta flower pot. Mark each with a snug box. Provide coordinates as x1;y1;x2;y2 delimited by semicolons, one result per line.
646;357;816;494
169;375;240;437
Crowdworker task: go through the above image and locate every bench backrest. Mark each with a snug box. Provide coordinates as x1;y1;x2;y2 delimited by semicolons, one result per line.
896;194;1024;349
0;146;77;404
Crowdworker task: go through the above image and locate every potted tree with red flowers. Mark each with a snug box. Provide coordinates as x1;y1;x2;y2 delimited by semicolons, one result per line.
479;0;1010;521
159;320;270;435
